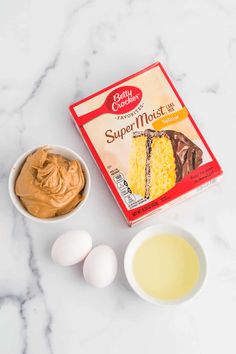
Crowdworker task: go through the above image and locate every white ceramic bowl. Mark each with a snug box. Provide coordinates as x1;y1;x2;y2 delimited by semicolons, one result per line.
124;224;207;305
8;145;91;223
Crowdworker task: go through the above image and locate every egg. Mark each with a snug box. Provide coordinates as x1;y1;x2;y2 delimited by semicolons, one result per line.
51;230;92;266
83;245;118;288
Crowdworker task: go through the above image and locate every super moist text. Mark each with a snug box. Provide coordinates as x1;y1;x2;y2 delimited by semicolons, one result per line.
105;106;168;143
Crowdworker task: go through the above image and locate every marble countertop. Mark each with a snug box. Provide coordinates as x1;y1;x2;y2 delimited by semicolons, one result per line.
1;0;236;353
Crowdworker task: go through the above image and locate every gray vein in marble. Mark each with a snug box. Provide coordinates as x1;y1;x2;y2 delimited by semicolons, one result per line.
91;21;116;48
217;268;236;285
0;295;28;354
172;72;187;83
24;221;44;294
201;83;220;94
71;50;95;99
155;37;176;80
194;215;206;224
229;37;236;60
10;206;20;240
126;0;135;5
83;59;91;80
14;0;94;113
156;37;169;64
79;316;116;348
57;0;94;51
65;0;94;26
0;85;8;91
19;299;28;354
19;51;60;111
22;217;53;354
72;76;85;101
213;0;236;15
155;37;186;84
15;110;28;155
0;171;7;180
0;214;54;354
213;232;232;251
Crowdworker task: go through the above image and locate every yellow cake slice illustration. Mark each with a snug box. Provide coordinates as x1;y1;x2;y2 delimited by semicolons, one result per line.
128;129;203;200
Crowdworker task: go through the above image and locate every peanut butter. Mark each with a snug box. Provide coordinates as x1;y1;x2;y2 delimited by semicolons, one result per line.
15;148;85;218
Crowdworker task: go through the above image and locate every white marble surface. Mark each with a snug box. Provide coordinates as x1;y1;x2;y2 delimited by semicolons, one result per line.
0;0;236;353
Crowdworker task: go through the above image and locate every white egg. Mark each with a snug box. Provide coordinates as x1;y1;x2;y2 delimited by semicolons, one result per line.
83;245;118;288
51;230;92;266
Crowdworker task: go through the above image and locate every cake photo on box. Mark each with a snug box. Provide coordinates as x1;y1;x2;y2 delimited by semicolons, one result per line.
128;129;203;200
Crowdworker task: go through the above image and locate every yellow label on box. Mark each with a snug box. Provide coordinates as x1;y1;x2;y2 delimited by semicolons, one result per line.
152;106;188;130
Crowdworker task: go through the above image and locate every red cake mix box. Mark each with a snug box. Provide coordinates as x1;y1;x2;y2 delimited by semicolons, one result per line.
69;62;223;226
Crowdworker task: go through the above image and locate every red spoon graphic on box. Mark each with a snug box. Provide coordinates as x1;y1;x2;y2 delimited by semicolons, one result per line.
75;86;142;126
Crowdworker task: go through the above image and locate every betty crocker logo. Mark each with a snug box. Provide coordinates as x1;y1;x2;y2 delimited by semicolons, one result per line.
106;86;142;114
73;85;142;127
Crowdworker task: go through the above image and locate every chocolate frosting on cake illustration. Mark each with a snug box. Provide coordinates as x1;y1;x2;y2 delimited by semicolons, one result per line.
128;129;203;200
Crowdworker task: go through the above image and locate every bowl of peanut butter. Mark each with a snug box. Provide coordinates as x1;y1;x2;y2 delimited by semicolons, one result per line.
8;145;91;222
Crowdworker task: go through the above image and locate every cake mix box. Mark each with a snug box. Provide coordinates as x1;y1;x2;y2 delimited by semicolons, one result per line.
69;62;223;225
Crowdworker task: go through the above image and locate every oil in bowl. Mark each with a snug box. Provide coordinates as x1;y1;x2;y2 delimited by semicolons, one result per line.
124;225;207;305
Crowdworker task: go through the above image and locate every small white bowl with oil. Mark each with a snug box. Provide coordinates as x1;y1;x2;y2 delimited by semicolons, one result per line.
124;224;207;305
